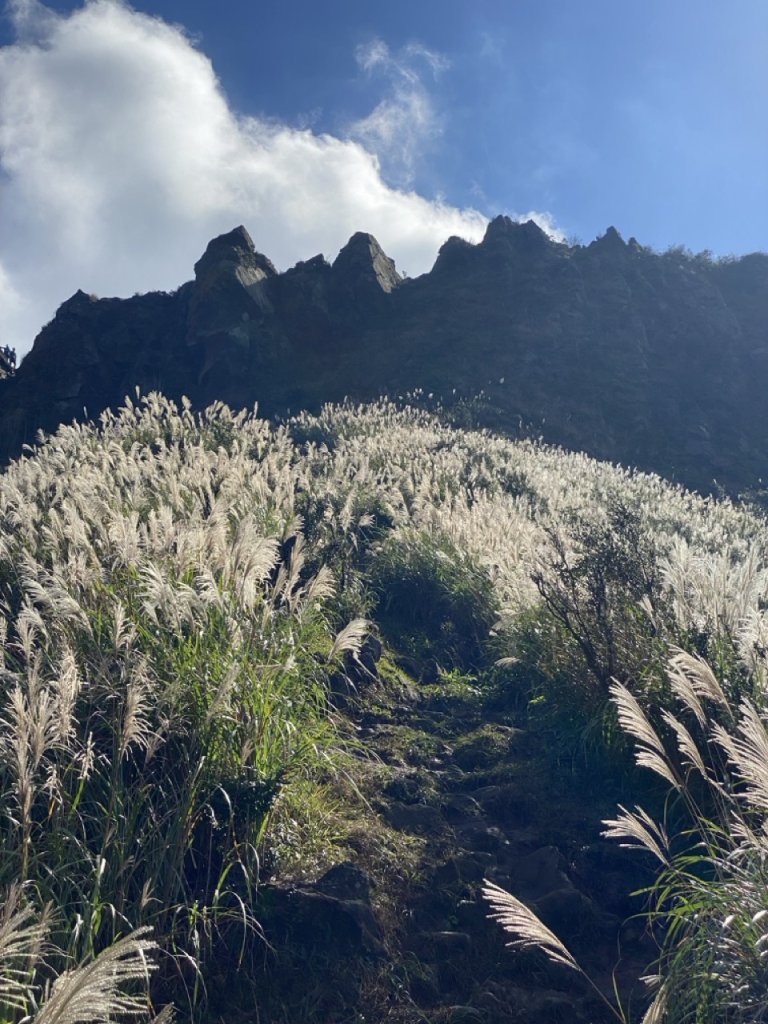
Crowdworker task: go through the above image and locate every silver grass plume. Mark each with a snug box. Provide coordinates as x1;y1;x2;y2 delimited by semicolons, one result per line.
52;645;81;748
609;680;679;790
668;647;728;710
712;701;768;813
34;928;158;1024
602;805;671;866
119;668;156;761
659;709;709;780
204;662;241;725
304;565;336;605
639;981;667;1024
329;618;369;662
0;887;50;1010
482;880;579;971
667;652;707;728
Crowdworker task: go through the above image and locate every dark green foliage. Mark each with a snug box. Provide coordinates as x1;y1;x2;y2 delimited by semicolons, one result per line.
504;499;676;763
369;530;499;672
532;499;669;691
296;487;395;576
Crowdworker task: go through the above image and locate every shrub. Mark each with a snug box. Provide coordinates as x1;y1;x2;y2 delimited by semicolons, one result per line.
531;498;670;693
501;498;675;760
369;529;499;671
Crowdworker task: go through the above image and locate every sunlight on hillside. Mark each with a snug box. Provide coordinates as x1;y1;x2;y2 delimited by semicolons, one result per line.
1;393;767;1021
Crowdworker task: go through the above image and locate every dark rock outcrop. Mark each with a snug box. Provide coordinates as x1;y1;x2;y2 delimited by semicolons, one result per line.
2;219;767;494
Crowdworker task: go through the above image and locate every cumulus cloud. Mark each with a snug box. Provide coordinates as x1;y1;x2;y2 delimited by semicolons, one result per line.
0;1;559;358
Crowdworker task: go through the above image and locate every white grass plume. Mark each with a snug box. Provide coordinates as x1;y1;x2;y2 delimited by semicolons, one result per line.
668;647;728;710
482;880;579;971
712;700;768;813
34;928;158;1023
119;671;156;761
329;618;369;662
609;680;679;790
602;805;670;866
52;644;81;747
640;981;667;1024
0;886;50;1010
660;709;709;780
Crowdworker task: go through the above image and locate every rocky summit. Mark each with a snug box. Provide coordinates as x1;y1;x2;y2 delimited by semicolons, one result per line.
1;218;767;494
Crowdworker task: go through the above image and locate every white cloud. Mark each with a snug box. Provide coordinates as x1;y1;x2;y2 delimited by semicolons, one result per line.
349;39;447;186
0;259;24;326
4;0;59;41
515;210;566;242
0;2;559;359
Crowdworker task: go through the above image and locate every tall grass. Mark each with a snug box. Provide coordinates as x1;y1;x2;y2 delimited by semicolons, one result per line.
485;644;768;1023
0;394;365;1013
0;889;168;1022
3;392;768;1017
603;649;768;1022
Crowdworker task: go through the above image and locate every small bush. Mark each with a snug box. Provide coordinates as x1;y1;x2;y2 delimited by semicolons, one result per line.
532;499;670;691
504;498;676;759
369;530;499;671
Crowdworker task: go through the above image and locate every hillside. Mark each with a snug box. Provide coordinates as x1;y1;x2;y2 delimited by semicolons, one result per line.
1;220;767;494
2;394;768;1022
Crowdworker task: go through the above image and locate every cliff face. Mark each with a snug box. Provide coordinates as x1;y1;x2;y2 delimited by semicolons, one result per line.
1;219;767;494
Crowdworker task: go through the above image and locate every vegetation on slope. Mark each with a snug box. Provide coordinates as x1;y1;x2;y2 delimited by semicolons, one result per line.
1;392;767;1021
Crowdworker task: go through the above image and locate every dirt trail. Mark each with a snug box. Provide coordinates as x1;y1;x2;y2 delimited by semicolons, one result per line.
248;666;656;1023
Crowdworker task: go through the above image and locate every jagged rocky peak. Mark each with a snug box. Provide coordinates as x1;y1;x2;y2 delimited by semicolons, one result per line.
332;231;402;293
433;217;554;274
481;215;553;256
60;289;100;310
285;253;332;277
194;225;277;285
588;226;628;254
188;226;279;340
431;234;476;275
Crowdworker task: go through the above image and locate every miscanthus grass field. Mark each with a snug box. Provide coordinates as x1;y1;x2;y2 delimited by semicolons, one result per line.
1;392;768;1021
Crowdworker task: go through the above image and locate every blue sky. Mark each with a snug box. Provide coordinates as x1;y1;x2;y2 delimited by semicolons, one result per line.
0;0;766;355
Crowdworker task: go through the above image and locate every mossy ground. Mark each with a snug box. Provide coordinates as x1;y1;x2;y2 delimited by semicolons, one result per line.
222;646;653;1024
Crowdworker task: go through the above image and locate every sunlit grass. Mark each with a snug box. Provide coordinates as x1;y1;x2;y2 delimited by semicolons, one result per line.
2;390;768;1019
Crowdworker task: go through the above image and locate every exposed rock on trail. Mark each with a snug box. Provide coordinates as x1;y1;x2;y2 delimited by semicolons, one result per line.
248;662;655;1023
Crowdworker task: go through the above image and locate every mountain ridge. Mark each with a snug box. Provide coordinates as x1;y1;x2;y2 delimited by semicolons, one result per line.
1;217;767;494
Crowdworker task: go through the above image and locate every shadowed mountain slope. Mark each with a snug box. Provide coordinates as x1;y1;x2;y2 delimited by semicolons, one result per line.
1;219;766;493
